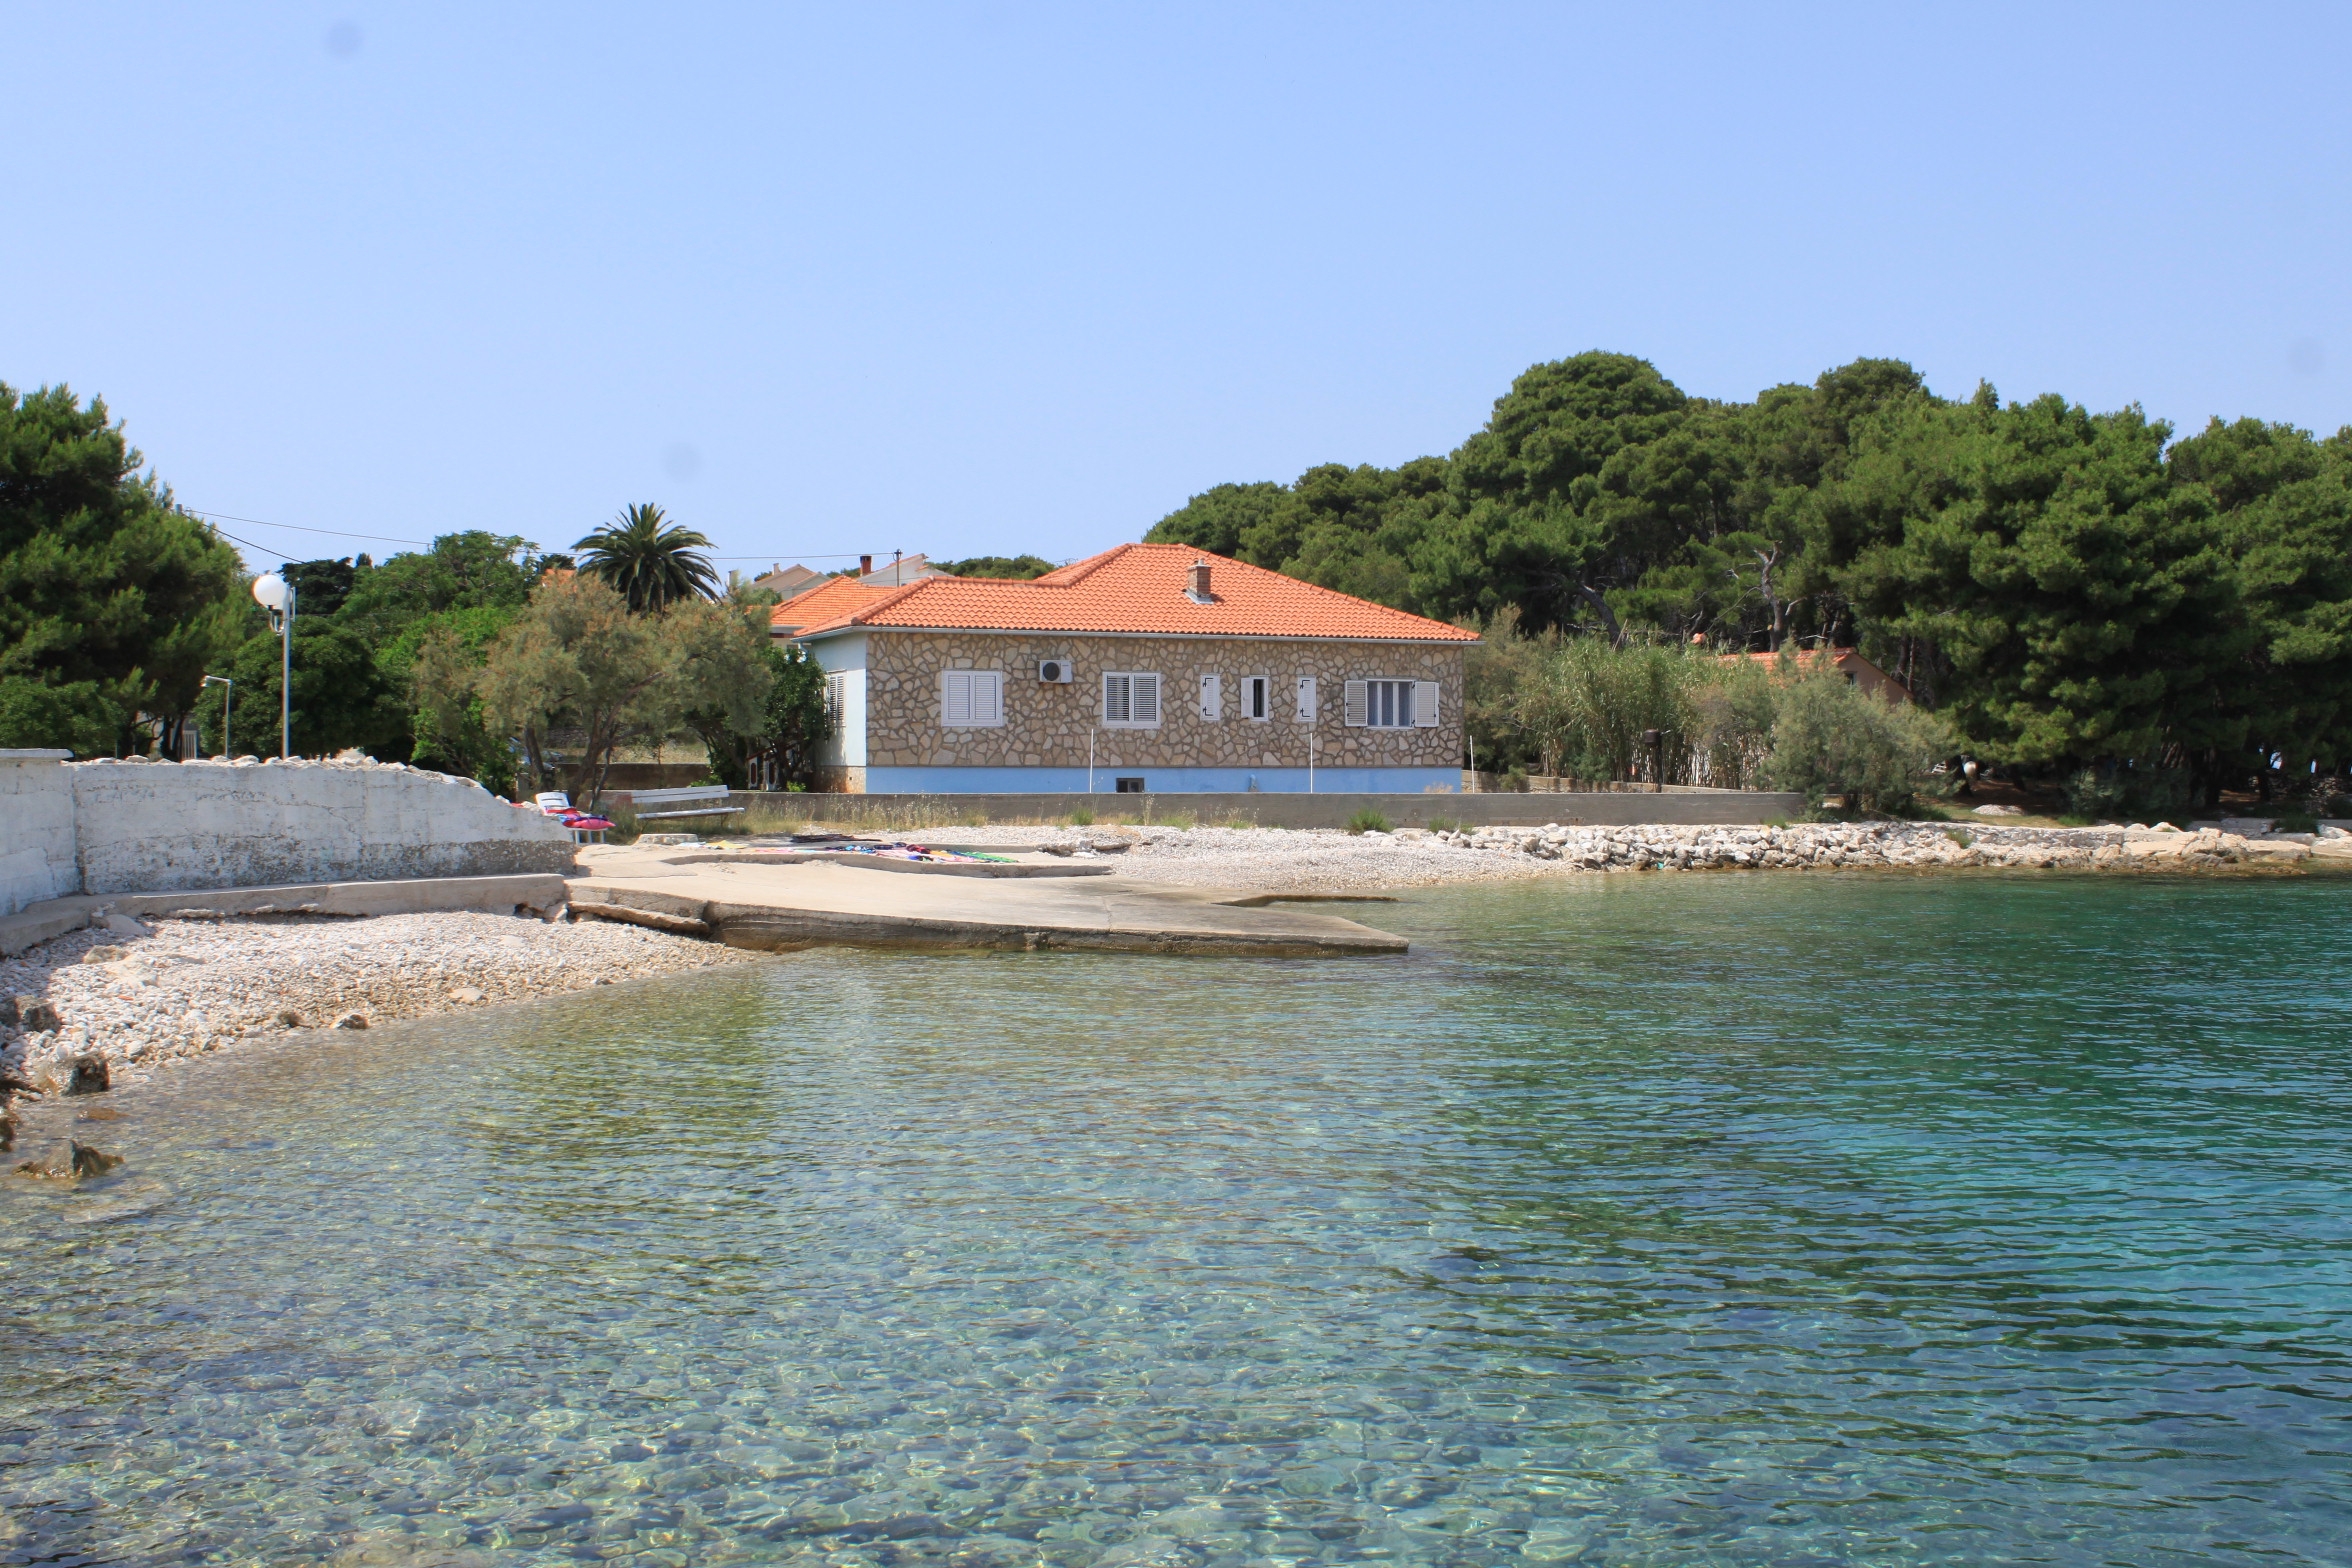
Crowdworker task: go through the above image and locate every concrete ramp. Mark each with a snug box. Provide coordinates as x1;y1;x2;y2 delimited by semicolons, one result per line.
567;857;1407;957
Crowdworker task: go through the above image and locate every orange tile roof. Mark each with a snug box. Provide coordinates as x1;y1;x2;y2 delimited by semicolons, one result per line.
1717;647;1911;698
769;574;894;632
789;544;1479;643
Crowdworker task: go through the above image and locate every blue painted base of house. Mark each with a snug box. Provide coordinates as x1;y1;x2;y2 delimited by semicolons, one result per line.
859;766;1461;795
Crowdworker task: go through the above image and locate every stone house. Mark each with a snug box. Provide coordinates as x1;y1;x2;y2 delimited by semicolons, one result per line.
784;544;1479;793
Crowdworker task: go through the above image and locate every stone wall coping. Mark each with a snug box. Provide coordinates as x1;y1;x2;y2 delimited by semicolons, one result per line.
0;749;72;762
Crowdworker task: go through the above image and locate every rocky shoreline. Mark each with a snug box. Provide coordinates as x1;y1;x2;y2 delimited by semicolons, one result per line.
6;818;2337;1159
945;818;2345;891
0;908;756;1158
1428;819;2340;872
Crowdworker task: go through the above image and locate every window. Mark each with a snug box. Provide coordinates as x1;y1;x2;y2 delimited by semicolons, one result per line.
1295;675;1318;722
940;669;1004;728
823;672;847;727
1242;674;1269;720
1114;777;1146;793
1343;679;1442;729
1198;673;1222;720
1102;671;1161;727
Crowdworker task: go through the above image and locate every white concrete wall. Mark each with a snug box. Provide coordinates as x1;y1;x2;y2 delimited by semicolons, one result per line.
811;631;869;766
0;751;77;917
8;757;577;898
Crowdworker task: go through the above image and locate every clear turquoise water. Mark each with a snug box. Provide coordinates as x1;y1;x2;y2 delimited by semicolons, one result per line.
4;873;2350;1567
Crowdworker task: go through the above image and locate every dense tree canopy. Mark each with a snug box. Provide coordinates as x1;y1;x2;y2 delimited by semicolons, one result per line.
1147;351;2352;799
0;383;245;754
936;554;1057;579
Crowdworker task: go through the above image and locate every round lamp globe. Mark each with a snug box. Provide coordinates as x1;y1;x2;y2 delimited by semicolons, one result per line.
251;573;289;612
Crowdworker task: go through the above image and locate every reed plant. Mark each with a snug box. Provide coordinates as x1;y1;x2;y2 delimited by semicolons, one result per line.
1475;628;1954;812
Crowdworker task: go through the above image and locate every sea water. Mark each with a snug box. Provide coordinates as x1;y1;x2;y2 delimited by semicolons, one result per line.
2;873;2348;1566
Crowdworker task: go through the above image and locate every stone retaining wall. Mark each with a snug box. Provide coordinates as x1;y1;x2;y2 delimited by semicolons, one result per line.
719;788;1809;831
0;754;573;911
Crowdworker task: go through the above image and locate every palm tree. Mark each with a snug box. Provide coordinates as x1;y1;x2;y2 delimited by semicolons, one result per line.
572;503;721;612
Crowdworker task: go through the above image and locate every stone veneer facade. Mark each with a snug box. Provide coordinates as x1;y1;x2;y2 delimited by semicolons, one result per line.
824;630;1466;790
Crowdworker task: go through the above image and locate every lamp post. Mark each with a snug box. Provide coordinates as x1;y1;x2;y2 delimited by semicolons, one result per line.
251;572;295;759
201;675;233;758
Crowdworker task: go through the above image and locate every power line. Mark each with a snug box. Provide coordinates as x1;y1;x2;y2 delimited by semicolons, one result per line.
180;508;434;547
186;507;897;571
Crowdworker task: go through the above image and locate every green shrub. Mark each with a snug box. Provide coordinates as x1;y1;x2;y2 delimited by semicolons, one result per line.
1345;808;1392;835
1426;816;1461;833
2272;812;2318;834
1067;806;1095;826
1765;675;1954;813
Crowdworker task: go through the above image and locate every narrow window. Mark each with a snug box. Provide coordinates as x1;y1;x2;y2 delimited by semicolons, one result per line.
1243;675;1269;720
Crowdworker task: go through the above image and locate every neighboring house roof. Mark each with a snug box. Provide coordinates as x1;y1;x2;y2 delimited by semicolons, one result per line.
858;552;951;587
753;564;830;599
1718;647;1912;702
769;575;898;635
788;544;1480;643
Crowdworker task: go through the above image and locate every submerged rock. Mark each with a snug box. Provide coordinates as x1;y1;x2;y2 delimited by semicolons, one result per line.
332;1011;371;1030
64;1053;110;1095
9;996;60;1033
12;1140;122;1181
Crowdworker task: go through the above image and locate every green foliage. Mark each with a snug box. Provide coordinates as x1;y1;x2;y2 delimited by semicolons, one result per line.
429;572;768;798
217;620;400;758
386;604;521;790
936;555;1057;579
1066;806;1095;826
1764;675;1956;813
689;638;832;790
0;382;246;754
1146;350;2352;798
573;503;719;613
1345;808;1392;834
336;532;540;643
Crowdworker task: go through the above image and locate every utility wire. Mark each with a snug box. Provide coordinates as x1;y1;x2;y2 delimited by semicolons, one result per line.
186;506;889;567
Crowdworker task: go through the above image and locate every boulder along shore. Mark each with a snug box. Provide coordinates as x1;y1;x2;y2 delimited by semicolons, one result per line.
0;909;756;1142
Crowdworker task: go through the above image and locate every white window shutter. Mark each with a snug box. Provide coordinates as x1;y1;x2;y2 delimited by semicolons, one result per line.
941;670;971;727
1413;680;1441;727
1102;673;1129;724
977;671;1003;725
1199;673;1221;720
1134;673;1161;724
1343;679;1368;727
1296;675;1318;721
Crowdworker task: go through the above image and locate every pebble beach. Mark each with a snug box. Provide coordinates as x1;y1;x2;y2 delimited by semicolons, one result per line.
0;910;756;1121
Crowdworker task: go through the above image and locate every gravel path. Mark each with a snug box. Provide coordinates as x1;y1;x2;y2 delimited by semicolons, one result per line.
0;910;756;1107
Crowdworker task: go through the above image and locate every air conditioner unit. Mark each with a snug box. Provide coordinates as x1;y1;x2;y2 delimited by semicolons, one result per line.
1038;658;1074;684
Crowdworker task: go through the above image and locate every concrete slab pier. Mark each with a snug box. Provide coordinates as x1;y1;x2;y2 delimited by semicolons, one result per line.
567;847;1407;957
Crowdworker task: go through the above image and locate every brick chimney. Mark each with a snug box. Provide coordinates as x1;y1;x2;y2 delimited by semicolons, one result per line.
859;554;873;576
1187;560;1213;602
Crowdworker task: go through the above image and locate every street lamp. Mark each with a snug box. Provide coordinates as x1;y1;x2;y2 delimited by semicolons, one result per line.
251;572;295;759
201;675;233;758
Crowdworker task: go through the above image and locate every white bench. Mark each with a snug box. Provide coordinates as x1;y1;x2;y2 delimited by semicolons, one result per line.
625;785;745;822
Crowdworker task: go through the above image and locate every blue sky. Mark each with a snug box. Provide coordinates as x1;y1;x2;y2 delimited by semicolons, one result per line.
5;4;2348;576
